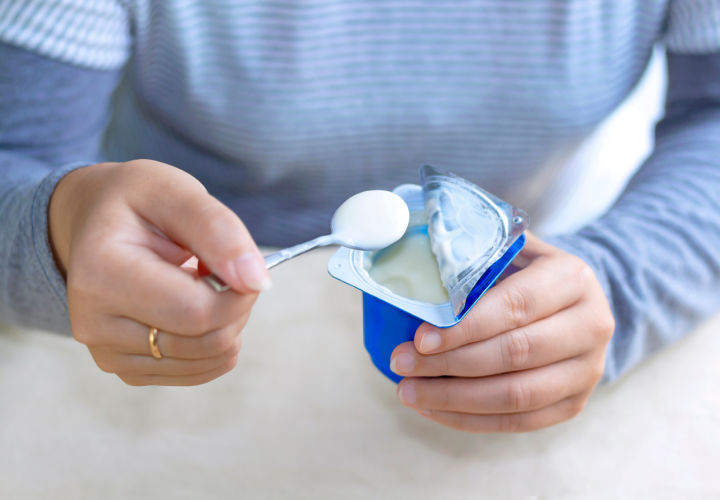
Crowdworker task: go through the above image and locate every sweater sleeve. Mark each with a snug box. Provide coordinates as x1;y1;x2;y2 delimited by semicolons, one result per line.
548;50;720;382
0;43;123;333
0;0;130;70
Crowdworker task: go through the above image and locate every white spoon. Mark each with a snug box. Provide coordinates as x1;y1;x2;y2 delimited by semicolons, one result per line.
203;190;410;292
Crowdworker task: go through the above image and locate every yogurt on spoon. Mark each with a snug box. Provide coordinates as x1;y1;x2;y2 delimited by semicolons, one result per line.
329;190;411;250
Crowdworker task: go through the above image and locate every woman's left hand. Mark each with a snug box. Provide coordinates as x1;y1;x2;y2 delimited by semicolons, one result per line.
389;232;615;432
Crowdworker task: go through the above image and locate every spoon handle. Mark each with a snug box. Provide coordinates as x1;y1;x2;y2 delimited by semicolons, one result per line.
262;234;334;270
201;234;334;292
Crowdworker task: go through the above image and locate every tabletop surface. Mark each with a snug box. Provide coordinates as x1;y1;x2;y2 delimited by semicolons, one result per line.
1;247;719;500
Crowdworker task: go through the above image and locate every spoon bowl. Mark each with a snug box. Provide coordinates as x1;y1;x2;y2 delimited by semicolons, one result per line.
330;190;410;250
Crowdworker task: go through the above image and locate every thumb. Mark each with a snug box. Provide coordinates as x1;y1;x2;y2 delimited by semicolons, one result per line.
130;168;271;293
510;231;553;268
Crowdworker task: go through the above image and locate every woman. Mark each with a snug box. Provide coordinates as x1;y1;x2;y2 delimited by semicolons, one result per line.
1;1;719;432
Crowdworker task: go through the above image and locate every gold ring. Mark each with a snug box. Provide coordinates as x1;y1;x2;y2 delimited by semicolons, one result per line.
148;327;163;360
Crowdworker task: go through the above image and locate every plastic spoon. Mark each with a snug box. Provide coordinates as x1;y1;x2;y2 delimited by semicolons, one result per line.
201;190;410;292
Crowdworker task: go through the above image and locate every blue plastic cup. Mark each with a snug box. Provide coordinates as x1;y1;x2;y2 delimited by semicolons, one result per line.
362;234;526;383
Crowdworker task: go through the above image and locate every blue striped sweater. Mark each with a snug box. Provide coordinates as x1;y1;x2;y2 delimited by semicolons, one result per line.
1;0;720;381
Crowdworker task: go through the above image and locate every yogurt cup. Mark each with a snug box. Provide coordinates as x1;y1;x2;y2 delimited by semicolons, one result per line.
361;234;525;382
328;173;527;383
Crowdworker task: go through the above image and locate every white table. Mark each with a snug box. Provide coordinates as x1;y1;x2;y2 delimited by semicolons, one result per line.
1;248;719;499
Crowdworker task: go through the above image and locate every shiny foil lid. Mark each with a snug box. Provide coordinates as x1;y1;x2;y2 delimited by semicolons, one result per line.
421;165;529;316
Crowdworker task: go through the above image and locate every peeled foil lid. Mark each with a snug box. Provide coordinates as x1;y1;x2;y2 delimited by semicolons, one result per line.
421;165;529;316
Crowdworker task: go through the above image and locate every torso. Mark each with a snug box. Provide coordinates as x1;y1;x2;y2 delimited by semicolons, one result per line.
106;1;668;244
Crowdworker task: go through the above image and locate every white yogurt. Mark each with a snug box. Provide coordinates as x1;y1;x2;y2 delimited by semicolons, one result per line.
367;228;449;305
330;190;410;250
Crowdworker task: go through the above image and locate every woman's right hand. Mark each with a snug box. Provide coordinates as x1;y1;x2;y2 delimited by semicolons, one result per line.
48;159;271;386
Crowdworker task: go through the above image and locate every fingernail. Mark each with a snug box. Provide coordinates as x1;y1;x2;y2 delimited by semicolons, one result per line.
390;353;415;374
230;253;272;292
398;382;416;406
419;331;442;353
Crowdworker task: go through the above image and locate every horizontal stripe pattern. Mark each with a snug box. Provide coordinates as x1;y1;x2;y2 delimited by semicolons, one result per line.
665;0;720;53
2;0;720;243
0;0;130;69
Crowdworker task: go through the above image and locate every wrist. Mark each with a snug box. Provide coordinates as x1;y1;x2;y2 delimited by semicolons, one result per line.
47;162;117;278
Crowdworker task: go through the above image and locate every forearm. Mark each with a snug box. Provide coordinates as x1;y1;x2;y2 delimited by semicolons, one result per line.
551;52;720;381
0;154;90;333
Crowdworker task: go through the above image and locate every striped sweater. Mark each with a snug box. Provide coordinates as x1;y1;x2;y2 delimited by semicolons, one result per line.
1;0;720;381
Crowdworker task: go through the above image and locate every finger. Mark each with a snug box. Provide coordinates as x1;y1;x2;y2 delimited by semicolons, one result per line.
71;244;258;336
72;312;249;360
496;233;554;279
134;215;194;266
414;248;593;354
516;231;557;261
397;356;600;414
118;315;248;359
416;392;591;433
89;335;241;376
392;306;597;377
126;160;270;293
116;356;239;387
